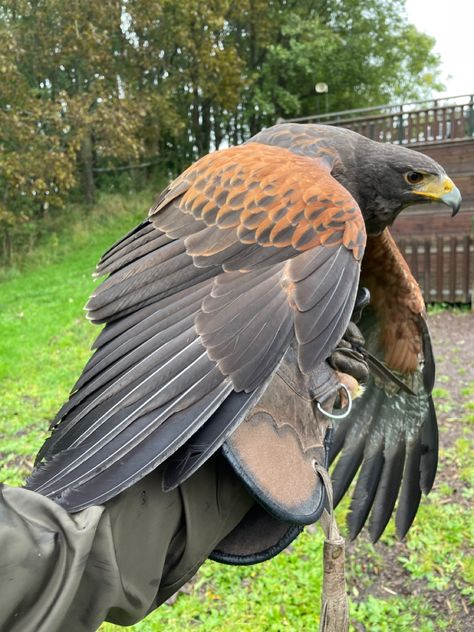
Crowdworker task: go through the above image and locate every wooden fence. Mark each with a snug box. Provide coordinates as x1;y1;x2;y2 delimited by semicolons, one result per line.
283;94;474;146
323;100;474;145
397;235;473;304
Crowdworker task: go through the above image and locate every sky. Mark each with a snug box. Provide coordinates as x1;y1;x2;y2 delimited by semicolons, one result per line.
405;0;473;98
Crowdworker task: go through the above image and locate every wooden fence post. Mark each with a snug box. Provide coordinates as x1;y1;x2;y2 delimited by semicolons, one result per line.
462;235;470;304
424;240;431;301
449;236;457;303
436;236;444;302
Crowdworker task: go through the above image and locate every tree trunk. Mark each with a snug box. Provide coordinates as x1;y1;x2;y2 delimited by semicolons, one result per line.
201;101;211;155
2;227;12;266
214;108;224;150
80;132;95;205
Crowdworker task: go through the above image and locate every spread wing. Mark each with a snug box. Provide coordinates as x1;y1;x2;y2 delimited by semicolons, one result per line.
27;142;366;512
329;230;437;541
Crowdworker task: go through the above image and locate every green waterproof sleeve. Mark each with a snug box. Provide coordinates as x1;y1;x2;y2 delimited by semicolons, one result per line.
0;456;253;632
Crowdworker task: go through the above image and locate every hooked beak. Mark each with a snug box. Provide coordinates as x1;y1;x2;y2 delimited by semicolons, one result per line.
440;185;462;217
412;176;462;216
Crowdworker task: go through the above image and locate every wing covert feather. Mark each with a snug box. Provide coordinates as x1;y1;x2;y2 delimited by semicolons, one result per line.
29;138;368;512
150;143;365;266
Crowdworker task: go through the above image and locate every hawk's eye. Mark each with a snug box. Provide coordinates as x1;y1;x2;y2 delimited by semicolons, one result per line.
405;171;424;185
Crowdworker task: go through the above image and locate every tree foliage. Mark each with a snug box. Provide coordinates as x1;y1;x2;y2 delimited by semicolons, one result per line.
0;0;442;262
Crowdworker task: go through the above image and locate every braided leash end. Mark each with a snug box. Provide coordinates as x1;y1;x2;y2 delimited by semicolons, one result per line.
314;463;349;632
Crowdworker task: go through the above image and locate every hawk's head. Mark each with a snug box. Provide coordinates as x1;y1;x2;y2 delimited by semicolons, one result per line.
353;139;461;235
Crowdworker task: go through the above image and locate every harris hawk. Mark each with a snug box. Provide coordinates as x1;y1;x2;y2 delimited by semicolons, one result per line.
25;123;461;546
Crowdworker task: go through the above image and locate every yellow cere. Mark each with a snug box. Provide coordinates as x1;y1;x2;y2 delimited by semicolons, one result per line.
413;175;455;200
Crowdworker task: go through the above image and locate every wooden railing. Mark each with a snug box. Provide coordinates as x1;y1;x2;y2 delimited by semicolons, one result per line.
398;235;473;303
282;94;474;146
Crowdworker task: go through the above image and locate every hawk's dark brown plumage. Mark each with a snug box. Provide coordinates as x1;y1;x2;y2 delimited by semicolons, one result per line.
27;123;460;541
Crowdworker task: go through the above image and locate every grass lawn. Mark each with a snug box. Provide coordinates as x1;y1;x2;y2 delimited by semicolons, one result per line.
0;193;472;630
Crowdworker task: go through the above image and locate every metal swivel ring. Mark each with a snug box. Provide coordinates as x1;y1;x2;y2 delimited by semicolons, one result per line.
316;383;353;420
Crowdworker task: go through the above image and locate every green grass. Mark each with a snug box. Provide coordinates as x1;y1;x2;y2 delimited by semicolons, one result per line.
0;194;472;630
0;190;152;484
427;303;470;316
460;383;474;424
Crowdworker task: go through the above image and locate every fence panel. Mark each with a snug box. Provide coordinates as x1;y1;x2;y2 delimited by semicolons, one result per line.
285;94;474;146
394;235;473;304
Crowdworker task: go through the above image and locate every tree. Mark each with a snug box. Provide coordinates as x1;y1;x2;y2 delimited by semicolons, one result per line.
0;19;78;260
224;0;442;135
0;0;443;262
